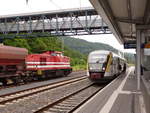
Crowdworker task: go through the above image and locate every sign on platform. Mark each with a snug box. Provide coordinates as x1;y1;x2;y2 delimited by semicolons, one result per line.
124;42;136;49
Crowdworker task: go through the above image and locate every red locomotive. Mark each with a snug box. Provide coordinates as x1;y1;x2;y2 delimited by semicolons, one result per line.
0;45;72;85
26;51;72;77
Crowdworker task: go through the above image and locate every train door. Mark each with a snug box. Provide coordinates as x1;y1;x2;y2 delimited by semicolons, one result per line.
111;58;115;75
40;57;46;65
37;57;47;75
117;58;122;73
113;57;118;74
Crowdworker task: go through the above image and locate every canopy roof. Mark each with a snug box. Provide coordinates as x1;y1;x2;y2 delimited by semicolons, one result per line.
90;0;150;44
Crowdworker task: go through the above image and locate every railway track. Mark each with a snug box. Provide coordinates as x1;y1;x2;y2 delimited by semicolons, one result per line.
0;76;87;105
0;71;85;90
33;84;104;113
0;74;106;113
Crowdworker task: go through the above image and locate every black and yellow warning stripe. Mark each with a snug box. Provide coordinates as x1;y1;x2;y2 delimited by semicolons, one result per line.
105;52;112;72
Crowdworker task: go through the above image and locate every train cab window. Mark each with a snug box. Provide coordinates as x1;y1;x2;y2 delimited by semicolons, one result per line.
51;53;57;56
56;53;63;57
51;53;63;57
56;53;60;56
60;53;63;57
88;54;107;63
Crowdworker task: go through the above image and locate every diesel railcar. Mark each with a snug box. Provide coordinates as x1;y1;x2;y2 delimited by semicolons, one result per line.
87;50;126;82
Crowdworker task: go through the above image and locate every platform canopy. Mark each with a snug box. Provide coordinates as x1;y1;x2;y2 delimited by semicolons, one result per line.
89;0;150;44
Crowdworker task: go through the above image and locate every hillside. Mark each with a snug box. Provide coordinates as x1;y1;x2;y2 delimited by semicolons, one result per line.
63;37;119;55
63;36;135;64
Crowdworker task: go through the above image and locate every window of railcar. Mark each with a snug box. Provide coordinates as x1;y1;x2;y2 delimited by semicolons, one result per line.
113;57;118;65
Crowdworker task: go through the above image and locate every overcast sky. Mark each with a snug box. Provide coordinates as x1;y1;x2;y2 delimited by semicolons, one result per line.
0;0;135;53
0;0;92;15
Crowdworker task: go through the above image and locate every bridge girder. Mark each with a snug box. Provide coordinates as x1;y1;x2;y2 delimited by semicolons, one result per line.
0;7;111;36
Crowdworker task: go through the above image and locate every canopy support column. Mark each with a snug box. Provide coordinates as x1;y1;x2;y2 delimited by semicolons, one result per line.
136;29;141;90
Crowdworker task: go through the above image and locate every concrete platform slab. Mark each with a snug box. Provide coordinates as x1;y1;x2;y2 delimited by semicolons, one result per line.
109;93;141;113
74;67;147;113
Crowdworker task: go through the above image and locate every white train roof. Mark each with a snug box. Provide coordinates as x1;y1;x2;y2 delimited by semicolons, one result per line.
89;50;126;60
89;50;110;55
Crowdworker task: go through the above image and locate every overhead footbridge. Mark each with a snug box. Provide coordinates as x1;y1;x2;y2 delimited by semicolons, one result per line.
0;7;110;36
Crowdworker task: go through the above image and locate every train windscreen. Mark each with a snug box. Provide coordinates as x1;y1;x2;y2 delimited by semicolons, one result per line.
88;54;107;71
88;54;107;63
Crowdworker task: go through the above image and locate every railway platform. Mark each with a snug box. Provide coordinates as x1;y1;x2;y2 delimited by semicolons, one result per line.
74;67;148;113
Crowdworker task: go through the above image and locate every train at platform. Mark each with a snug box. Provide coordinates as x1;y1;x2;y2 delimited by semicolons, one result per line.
87;50;126;82
0;45;72;85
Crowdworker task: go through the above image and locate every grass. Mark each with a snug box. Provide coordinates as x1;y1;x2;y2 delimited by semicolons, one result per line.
72;65;87;71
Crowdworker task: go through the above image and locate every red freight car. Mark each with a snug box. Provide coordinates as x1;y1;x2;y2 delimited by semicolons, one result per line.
0;45;28;65
0;45;28;84
26;51;72;78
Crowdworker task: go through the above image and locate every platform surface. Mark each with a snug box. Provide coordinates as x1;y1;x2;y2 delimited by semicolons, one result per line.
74;67;147;113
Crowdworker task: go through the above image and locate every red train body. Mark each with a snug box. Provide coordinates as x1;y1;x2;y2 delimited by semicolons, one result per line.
0;45;72;85
26;51;72;76
26;51;71;71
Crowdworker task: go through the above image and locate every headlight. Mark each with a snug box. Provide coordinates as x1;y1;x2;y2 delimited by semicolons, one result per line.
89;67;93;70
102;67;105;71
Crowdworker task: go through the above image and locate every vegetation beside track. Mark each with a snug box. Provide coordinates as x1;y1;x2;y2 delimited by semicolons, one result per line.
72;65;86;71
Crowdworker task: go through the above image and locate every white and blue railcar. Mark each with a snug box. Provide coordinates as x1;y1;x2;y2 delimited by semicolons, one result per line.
87;50;126;82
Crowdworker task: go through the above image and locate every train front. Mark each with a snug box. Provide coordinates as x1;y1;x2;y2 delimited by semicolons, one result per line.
87;52;108;81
